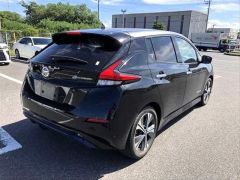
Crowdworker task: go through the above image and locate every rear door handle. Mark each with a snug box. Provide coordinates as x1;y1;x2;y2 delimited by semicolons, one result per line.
156;74;167;78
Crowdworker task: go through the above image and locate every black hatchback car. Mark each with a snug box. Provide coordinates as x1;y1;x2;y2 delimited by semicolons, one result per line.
21;29;213;159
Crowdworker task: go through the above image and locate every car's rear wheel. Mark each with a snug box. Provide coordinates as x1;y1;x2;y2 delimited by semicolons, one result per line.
15;49;21;59
200;78;212;106
122;107;158;159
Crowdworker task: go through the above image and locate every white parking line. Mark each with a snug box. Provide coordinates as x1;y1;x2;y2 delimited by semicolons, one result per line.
214;75;222;79
0;127;22;155
0;73;23;85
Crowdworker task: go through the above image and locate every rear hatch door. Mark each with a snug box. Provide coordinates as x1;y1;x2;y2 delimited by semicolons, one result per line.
28;32;124;106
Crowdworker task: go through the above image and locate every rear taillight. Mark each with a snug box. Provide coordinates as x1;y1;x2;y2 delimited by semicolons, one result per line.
97;60;141;86
86;118;109;123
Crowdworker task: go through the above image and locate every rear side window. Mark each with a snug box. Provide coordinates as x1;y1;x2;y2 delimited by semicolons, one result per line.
145;38;156;63
151;36;177;63
31;34;122;70
25;38;32;45
32;38;52;45
120;38;148;73
19;38;27;44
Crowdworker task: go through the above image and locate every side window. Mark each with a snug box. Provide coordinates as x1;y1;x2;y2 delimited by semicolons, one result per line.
120;38;149;73
151;36;177;63
128;38;147;54
19;38;27;44
175;37;197;63
25;38;32;45
120;53;148;73
145;38;156;63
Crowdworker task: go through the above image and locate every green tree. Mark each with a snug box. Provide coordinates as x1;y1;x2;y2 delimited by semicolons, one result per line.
0;11;23;22
152;21;165;30
20;1;101;27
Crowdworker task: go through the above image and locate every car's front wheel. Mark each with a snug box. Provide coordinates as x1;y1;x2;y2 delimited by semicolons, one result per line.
200;78;213;106
122;107;158;159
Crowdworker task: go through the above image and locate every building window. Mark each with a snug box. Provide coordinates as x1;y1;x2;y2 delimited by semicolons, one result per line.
124;17;126;28
144;16;146;28
167;16;171;31
115;18;117;28
134;17;136;28
180;15;184;34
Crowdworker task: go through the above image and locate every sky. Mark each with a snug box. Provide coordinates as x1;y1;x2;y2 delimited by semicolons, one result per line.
0;0;239;29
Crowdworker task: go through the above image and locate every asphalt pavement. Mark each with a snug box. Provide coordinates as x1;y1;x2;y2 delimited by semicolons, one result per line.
0;51;239;180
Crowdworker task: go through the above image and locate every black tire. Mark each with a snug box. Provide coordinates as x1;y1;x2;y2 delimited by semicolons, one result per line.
199;78;213;106
203;48;207;52
15;49;21;59
5;63;10;65
122;107;158;159
219;48;225;53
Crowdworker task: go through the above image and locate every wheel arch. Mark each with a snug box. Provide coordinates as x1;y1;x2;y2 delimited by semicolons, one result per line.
141;102;162;129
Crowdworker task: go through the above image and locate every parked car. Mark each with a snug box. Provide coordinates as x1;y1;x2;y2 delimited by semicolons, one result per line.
21;29;213;159
13;37;52;59
0;42;11;65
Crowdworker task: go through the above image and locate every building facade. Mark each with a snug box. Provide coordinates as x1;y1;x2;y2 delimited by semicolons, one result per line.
112;10;207;38
207;28;238;39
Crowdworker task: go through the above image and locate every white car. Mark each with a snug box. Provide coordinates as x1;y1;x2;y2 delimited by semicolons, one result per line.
0;43;11;65
13;37;52;59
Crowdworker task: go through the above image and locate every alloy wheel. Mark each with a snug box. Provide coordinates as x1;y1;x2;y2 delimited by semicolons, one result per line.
134;112;156;154
203;79;212;104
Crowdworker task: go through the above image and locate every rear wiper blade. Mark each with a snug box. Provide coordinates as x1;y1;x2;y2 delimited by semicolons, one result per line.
50;55;88;64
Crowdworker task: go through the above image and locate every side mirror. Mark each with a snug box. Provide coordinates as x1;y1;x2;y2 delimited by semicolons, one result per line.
27;43;33;46
201;55;212;64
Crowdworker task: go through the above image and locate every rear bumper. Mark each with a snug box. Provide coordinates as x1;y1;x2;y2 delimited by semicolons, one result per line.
21;77;128;150
23;108;113;149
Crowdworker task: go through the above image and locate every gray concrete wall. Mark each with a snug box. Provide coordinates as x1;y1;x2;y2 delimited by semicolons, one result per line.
112;10;207;38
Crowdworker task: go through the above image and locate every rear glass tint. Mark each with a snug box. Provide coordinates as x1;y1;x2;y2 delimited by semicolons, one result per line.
31;34;122;70
33;38;52;45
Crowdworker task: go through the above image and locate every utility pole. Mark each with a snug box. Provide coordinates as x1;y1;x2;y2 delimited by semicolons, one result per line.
96;0;100;20
204;0;212;32
121;9;127;28
0;18;2;30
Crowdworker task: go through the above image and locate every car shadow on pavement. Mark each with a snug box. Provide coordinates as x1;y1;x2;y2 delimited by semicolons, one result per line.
0;119;135;179
0;105;199;179
11;57;29;64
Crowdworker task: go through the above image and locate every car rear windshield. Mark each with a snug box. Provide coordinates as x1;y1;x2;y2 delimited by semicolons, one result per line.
31;33;122;70
32;38;52;45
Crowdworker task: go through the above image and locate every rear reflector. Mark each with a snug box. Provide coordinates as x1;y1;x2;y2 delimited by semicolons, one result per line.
86;118;109;124
99;60;141;83
66;31;81;35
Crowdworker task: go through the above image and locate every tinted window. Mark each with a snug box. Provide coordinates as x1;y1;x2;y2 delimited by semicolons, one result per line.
151;36;177;63
19;38;27;44
31;34;121;70
120;53;148;74
128;38;148;54
25;38;32;45
33;38;52;45
120;38;149;73
145;38;156;63
175;37;197;63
